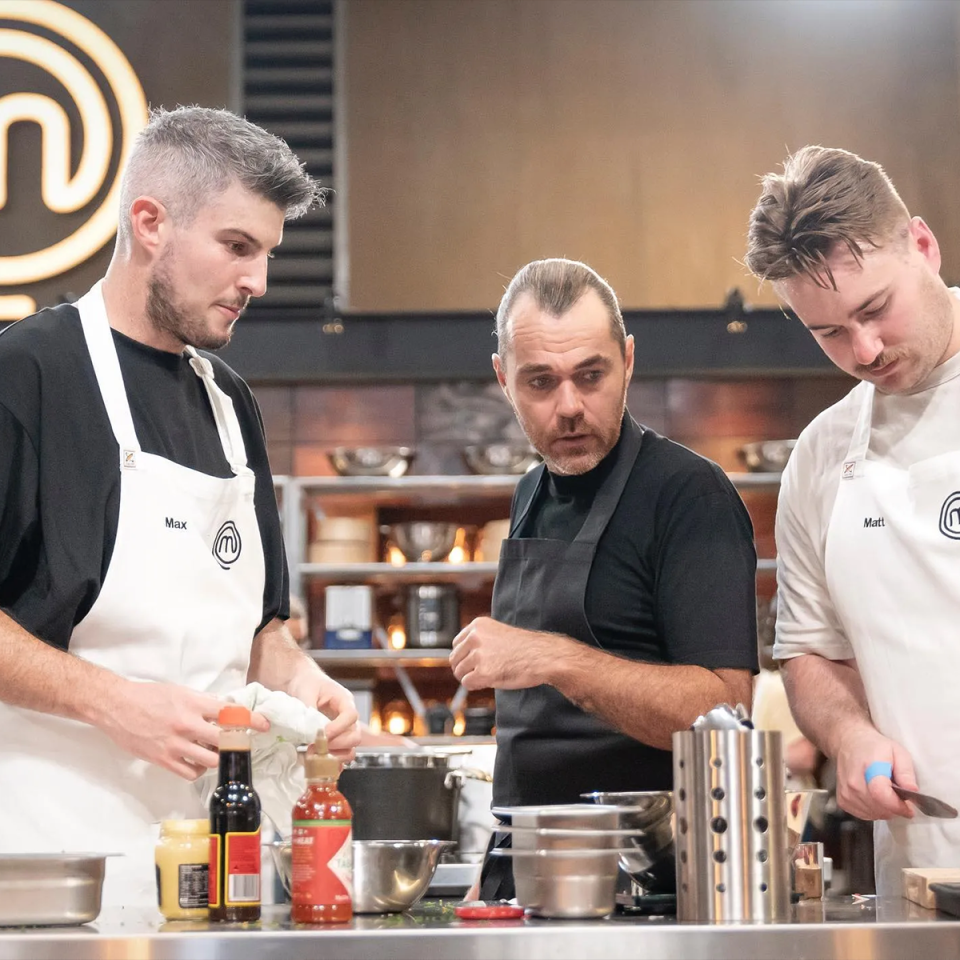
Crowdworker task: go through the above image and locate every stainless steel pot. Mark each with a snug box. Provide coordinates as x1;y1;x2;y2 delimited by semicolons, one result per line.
405;584;460;648
339;750;491;845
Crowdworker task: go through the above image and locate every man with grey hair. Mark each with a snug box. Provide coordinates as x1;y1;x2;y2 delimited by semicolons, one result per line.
0;106;359;908
450;258;759;899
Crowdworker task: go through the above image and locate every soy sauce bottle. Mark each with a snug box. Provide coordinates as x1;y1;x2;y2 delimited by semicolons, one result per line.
208;704;261;922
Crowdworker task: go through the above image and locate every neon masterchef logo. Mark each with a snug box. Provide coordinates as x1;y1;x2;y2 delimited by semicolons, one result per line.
213;520;242;569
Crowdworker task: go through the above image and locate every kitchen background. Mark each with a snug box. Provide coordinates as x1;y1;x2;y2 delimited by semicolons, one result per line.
2;0;957;742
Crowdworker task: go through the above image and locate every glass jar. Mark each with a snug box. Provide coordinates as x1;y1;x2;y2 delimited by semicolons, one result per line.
155;819;210;920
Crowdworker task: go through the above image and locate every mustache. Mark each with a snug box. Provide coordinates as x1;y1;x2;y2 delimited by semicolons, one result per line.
856;351;901;378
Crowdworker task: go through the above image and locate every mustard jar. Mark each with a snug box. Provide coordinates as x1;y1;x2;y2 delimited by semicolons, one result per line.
156;819;210;920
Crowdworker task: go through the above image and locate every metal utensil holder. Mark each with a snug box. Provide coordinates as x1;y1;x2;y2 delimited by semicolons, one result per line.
673;728;789;922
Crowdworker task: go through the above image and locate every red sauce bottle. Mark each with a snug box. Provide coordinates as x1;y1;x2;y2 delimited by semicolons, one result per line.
290;733;353;923
208;704;261;922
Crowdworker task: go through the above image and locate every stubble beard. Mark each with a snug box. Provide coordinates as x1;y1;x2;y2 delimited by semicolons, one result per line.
146;255;236;351
517;377;629;476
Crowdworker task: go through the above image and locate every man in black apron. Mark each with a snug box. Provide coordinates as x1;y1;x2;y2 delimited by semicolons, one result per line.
450;259;759;899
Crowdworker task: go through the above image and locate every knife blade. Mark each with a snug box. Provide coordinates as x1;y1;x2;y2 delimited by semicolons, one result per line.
892;785;959;819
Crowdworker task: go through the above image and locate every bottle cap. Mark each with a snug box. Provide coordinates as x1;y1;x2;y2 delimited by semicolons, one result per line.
217;704;251;728
304;732;340;780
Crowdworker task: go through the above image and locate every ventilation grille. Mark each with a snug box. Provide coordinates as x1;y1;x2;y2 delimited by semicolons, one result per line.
243;0;335;314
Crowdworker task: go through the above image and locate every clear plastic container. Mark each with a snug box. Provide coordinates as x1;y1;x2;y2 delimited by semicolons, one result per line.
155;819;210;920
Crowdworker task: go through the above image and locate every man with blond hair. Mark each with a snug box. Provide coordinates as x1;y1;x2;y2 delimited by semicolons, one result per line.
746;146;960;893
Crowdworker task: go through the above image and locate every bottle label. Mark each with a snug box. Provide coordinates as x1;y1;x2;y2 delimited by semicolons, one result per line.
291;820;353;906
209;829;261;907
178;862;209;909
225;829;261;905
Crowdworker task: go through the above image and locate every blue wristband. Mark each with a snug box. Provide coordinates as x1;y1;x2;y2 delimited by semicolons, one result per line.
864;761;893;785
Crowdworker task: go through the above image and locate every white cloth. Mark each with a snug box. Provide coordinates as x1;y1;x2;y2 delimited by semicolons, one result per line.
197;682;329;839
0;282;266;910
773;329;960;895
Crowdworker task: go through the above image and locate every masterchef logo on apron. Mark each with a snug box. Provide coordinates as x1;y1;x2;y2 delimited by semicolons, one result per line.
214;520;243;568
938;492;960;540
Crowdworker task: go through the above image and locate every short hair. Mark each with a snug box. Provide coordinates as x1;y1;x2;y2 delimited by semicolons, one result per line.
495;258;625;358
745;146;911;290
116;105;323;248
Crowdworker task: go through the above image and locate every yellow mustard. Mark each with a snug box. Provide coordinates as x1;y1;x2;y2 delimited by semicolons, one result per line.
155;819;210;920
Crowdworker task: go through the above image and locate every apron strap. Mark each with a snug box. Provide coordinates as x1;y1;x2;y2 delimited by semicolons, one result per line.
841;382;875;481
76;281;141;467
184;347;252;476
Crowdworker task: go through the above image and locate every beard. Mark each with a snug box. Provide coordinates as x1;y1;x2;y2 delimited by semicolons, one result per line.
516;376;629;476
146;254;244;351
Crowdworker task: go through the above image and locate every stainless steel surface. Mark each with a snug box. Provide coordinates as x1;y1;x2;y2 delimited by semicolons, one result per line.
462;443;541;475
739;440;797;473
891;785;959;819
427;861;480;896
1;898;960;959
0;854;110;927
352;840;453;913
300;561;500;584
328;446;415;477
388;523;459;562
673;728;790;922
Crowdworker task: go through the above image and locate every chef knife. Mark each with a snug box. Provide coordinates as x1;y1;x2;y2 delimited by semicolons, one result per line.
892;785;959;819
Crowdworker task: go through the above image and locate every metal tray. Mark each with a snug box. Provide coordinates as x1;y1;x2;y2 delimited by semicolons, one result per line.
0;853;112;926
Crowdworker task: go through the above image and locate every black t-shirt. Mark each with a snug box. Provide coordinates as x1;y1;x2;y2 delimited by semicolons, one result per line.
518;423;759;674
0;302;289;651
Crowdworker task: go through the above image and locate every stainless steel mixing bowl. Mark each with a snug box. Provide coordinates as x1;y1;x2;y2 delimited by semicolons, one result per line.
270;839;452;914
328;446;415;477
387;522;459;562
462;443;541;475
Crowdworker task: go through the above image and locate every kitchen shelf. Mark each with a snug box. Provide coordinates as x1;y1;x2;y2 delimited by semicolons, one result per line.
309;649;451;668
301;561;500;585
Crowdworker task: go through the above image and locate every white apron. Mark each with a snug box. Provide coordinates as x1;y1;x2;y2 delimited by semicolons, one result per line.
0;282;266;909
824;381;960;895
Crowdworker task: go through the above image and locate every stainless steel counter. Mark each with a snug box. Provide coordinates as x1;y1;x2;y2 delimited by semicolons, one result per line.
1;897;958;960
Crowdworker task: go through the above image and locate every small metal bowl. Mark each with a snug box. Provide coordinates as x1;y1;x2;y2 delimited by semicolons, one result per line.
269;839;452;914
386;522;459;562
0;853;113;926
738;440;796;473
328;446;415;478
462;444;541;475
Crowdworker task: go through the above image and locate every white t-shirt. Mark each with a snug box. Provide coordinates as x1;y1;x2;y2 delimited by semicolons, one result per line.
774;345;960;661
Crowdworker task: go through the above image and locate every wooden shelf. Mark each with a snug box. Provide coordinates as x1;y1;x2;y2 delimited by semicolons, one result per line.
300;561;500;584
309;648;451;668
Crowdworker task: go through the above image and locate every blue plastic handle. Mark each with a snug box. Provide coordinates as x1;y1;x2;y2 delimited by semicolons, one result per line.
865;761;893;785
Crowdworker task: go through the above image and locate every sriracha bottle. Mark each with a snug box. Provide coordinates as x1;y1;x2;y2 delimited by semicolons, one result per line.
290;732;353;923
208;704;261;922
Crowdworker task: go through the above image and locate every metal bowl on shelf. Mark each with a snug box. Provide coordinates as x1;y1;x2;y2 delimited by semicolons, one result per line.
386;522;459;562
0;853;113;926
328;446;415;478
269;839;452;913
462;443;541;475
738;440;796;473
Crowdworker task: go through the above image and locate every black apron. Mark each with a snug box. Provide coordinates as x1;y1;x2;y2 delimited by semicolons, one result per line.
481;415;672;899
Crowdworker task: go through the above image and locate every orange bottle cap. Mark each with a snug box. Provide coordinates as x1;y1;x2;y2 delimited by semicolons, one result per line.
217;704;251;727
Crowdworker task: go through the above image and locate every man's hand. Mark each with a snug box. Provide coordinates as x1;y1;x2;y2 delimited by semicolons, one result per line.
98;679;269;782
287;670;361;763
834;726;918;821
449;617;567;690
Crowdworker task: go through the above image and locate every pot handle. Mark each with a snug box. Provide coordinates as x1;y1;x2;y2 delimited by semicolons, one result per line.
444;767;494;789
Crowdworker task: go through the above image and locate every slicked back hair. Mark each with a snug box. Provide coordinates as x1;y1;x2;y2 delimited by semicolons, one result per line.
495;258;625;360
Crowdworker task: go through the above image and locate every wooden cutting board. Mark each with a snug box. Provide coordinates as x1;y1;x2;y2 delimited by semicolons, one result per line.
902;867;960;908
